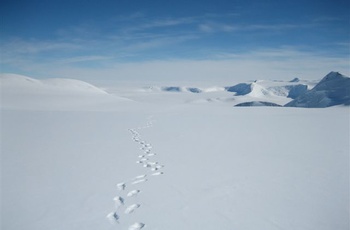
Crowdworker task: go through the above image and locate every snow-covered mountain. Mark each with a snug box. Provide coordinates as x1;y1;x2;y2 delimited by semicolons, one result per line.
124;78;316;107
1;72;349;230
144;80;311;99
139;85;225;93
225;80;310;99
285;72;350;108
235;101;282;107
2;72;349;109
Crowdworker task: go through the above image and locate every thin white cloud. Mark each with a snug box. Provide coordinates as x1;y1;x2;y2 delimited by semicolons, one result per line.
121;34;198;52
199;23;237;33
1;39;81;54
245;24;302;30
139;17;196;29
334;42;350;49
198;22;311;34
58;55;113;64
199;24;214;33
1;12;348;82
312;16;344;23
6;47;347;84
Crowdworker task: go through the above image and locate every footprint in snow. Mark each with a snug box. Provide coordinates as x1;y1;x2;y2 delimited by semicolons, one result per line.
110;121;163;227
128;222;145;230
134;175;147;179
143;163;152;168
151;165;164;171
106;212;119;224
113;196;124;208
127;189;141;197
125;204;141;214
152;172;164;176
116;182;126;191
131;179;147;185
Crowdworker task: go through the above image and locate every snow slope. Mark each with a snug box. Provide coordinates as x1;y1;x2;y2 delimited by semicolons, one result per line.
1;73;349;230
0;74;130;110
286;72;350;107
225;80;311;98
1;73;108;94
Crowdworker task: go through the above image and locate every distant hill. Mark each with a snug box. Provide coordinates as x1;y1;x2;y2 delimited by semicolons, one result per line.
0;73;108;95
285;72;350;108
235;101;282;107
225;81;308;99
0;73;130;110
2;72;348;109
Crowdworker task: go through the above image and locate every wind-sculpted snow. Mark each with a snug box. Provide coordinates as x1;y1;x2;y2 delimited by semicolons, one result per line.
285;72;350;107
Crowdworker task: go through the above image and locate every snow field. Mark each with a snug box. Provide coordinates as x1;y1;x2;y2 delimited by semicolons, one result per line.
1;73;349;229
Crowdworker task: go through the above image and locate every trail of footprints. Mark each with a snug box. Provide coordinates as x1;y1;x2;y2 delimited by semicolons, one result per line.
107;118;164;230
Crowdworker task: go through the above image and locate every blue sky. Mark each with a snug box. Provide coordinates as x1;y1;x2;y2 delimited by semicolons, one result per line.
1;0;349;82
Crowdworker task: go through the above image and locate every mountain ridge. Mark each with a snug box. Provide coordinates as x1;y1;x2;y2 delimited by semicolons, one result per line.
1;71;348;108
285;72;350;108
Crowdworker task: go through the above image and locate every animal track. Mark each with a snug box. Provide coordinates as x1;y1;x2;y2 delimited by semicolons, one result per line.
108;116;164;228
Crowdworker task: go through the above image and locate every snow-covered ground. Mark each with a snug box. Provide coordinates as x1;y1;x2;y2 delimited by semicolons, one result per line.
1;74;349;230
